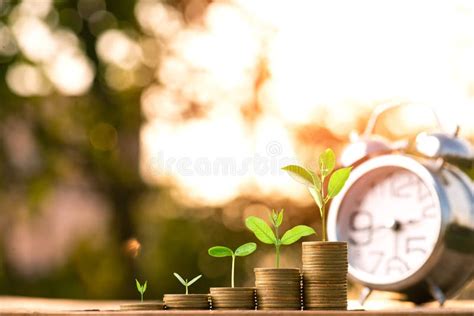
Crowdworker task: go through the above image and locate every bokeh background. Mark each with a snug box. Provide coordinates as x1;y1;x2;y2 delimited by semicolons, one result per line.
0;0;473;300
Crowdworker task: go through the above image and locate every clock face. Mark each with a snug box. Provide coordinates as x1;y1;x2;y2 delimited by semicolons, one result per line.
335;166;442;285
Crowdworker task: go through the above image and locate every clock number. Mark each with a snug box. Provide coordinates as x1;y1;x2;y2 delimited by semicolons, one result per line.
348;211;373;246
406;236;427;254
390;174;412;198
416;181;431;202
422;204;437;218
386;256;409;275
368;251;384;274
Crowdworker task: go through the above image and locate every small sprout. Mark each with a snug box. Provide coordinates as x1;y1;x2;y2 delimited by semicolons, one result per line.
135;279;147;302
208;242;257;288
282;148;352;241
173;273;202;294
246;209;315;268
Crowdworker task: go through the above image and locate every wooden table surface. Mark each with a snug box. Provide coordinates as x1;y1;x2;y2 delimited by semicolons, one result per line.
0;297;472;316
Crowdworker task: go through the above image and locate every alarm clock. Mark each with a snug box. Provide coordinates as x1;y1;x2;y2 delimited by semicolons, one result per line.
327;103;474;305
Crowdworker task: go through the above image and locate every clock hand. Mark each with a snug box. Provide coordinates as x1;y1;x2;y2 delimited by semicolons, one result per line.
373;218;422;231
403;218;422;225
372;219;402;231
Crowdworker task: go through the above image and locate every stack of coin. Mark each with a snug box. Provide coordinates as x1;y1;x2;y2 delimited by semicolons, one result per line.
163;294;210;310
210;287;255;310
120;302;164;310
254;268;302;310
302;241;348;310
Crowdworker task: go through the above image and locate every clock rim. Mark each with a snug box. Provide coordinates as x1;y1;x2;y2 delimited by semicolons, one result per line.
328;154;450;290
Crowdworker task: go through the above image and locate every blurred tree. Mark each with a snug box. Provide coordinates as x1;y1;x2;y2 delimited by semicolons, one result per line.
0;0;146;299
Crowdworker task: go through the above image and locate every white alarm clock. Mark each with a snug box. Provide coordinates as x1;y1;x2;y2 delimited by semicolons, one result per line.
327;103;474;304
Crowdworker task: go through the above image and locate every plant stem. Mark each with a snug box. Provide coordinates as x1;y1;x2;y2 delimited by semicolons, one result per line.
321;174;327;242
321;202;327;242
141;293;143;302
275;223;280;268
231;255;235;288
275;245;280;268
185;285;188;295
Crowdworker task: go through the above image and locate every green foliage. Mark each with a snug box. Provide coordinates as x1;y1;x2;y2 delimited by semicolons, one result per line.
308;186;323;211
135;279;147;302
245;216;276;244
234;243;257;257
281;165;315;185
245;209;315;268
281;225;316;245
319;148;336;177
282;148;352;241
327;167;352;198
173;273;202;294
208;242;257;287
208;246;233;257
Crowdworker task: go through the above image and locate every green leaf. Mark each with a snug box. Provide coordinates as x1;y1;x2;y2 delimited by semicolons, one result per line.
235;242;257;257
308;186;323;215
142;281;147;293
280;225;316;245
327;167;352;198
319;148;336;177
135;279;142;293
276;209;284;227
174;273;187;286
208;246;234;257
310;170;322;191
281;165;315;186
245;216;277;245
187;274;202;286
270;210;278;226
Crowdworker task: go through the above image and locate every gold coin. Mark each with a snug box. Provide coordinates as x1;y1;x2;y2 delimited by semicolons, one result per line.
120;303;164;310
302;255;347;260
256;288;301;293
302;266;348;271
304;287;347;292
257;304;301;309
302;241;347;247
212;298;255;301
210;287;255;293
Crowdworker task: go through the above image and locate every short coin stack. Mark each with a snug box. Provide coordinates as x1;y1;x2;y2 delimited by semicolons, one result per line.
120;302;164;310
255;268;301;310
302;241;348;310
210;287;255;310
163;294;210;310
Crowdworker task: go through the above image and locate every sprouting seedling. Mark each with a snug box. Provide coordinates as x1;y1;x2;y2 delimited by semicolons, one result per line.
135;279;147;302
173;273;202;294
282;148;352;241
245;209;315;268
208;242;257;288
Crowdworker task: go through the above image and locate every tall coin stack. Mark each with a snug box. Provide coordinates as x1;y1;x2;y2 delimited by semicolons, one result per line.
302;241;348;310
255;268;302;310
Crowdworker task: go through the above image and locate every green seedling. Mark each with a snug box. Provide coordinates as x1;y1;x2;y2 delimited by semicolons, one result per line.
208;242;257;288
245;209;315;268
173;273;202;294
135;279;147;302
282;148;352;241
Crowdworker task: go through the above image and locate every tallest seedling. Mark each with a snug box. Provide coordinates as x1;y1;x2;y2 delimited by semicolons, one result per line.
282;148;351;241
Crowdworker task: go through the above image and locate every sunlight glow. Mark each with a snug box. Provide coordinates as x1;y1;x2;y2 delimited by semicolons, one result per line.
139;0;474;206
8;2;95;96
6;63;51;96
44;50;95;96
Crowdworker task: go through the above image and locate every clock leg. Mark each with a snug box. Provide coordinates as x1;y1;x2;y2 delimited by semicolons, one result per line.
358;286;373;306
427;278;446;306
